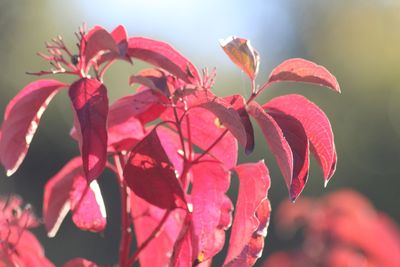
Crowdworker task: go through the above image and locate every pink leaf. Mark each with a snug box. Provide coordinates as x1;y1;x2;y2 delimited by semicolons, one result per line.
69;174;106;233
0;79;65;176
170;213;194;267
191;160;231;264
131;193;185;267
62;258;98;267
267;58;340;93
219;36;260;80
224;94;255;154
267;110;310;201
248;102;293;190
123;128;187;210
264;94;337;184
43;157;106;236
128;36;201;84
162;106;238;170
69;78;108;182
43;157;81;237
80;26;119;70
224;161;271;267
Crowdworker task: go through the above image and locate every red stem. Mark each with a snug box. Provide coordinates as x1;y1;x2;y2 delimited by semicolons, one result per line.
113;154;132;267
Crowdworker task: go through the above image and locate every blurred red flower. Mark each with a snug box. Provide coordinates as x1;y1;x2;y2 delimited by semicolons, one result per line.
0;196;54;267
263;190;400;267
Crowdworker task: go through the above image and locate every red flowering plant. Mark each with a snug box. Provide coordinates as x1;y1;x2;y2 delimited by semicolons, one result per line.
0;25;340;266
262;190;400;267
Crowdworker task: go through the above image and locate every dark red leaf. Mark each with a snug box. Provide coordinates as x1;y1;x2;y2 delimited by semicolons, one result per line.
69;78;108;182
264;94;337;184
43;157;81;237
220;36;260;80
224;161;271;267
191;160;231;263
224;94;255;154
63;258;98;267
69;174;106;233
248;102;293;190
267;110;310;201
0;79;65;176
267;58;340;93
80;26;119;70
123;128;186;210
128;36;201;84
131;193;185;267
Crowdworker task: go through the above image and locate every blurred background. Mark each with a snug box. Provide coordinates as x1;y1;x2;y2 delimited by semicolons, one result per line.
0;0;399;266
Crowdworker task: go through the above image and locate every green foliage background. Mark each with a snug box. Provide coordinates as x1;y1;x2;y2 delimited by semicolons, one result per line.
0;1;399;266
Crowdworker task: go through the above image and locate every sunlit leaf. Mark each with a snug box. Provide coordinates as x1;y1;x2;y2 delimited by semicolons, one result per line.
0;79;65;176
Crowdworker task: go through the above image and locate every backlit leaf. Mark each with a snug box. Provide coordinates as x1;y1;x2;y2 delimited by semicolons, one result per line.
267;58;340;93
128;37;201;84
69;174;106;233
248;102;293;190
0;79;65;176
191;160;231;263
63;258;98;267
220;36;260;80
264;94;337;184
267;110;310;201
69;78;108;182
224;161;271;267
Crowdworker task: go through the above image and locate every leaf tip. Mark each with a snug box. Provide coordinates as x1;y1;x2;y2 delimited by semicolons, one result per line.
6;168;16;177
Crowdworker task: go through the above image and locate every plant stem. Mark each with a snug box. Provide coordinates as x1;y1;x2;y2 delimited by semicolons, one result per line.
113;154;131;267
127;209;171;266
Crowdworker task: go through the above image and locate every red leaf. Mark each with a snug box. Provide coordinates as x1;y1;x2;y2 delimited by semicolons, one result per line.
128;36;201;84
267;58;340;93
224;161;271;267
69;174;106;233
0;79;65;176
111;25;129;58
63;258;98;267
264;94;337;184
170;213;194;267
123;128;186;210
267;110;310;201
162;106;238;170
43;157;81;237
224;95;255;154
219;36;260;80
191;160;231;263
69;78;108;182
131;193;185;267
110;89;167;125
129;68;171;96
248;102;293;190
80;26;119;70
43;157;106;236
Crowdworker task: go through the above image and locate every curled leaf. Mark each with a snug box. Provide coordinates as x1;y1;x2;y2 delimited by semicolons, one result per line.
0;79;65;176
248;102;293;190
128;37;201;84
267;58;340;93
220;36;260;80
